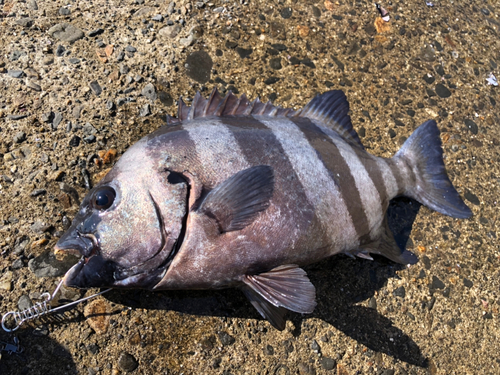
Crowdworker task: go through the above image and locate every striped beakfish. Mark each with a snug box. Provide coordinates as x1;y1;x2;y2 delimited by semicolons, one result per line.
55;89;472;329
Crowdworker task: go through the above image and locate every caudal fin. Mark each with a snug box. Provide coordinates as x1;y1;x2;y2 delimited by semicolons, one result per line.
394;120;472;219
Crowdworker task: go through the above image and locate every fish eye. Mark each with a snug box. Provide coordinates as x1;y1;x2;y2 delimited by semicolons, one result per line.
92;186;116;210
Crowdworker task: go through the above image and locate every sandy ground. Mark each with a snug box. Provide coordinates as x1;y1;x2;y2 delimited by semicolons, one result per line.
0;0;499;374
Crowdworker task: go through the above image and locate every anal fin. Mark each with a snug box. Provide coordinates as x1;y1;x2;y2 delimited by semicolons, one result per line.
241;265;316;329
361;216;418;265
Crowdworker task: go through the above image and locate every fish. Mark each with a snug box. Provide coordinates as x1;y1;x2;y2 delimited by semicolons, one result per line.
55;89;472;330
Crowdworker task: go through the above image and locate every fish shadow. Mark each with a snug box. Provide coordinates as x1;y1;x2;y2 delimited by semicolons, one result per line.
0;327;78;375
106;197;426;367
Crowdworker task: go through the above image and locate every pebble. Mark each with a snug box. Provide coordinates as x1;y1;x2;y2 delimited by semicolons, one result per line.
88;28;104;37
125;45;137;53
56;45;66;57
431;275;445;290
15;17;33;28
48;23;84;43
218;331;235;346
8;114;28;120
119;64;130;75
73;105;84;118
269;58;282;70
185;50;213;83
141;83;157;101
89;80;102;96
30;189;46;197
27;80;42;91
13;131;26;143
320;357;336;370
139;103;151;117
28;0;38;10
159;24;182;39
106;100;116;111
152;14;163;22
118;352;139;373
464;119;478;135
298;363;316;375
84;299;111;334
69;135;81;147
265;77;280;85
394;286;406;298
69;58;80;64
280;7;293;19
419;45;436;62
310;340;320;352
464;190;480;205
435;83;451;98
0;271;13;291
236;47;252;59
423;73;435;84
9;50;23;61
53;112;63;128
28;251;79;277
8;69;24;78
18;295;32;311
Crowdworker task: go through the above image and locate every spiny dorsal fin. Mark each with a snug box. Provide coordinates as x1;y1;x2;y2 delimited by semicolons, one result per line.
175;88;297;121
295;90;364;149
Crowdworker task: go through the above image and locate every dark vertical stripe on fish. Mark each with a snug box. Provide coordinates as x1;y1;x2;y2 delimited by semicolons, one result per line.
289;117;372;243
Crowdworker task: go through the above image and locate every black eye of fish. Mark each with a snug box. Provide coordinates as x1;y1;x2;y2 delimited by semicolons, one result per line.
92;187;116;210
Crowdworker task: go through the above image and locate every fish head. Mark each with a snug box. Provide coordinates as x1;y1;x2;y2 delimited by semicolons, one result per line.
55;149;188;290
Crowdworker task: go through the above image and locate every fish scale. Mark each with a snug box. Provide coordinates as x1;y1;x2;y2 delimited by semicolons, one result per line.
55;89;472;330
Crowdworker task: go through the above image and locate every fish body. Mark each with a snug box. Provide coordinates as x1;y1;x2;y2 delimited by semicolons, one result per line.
56;90;472;329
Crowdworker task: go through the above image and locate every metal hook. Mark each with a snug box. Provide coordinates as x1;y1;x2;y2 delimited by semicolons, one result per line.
2;277;111;333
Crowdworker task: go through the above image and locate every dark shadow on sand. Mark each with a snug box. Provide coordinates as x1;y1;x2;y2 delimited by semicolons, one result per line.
105;197;426;366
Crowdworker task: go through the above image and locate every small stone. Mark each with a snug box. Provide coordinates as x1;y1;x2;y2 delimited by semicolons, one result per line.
59;7;71;15
431;275;445;290
8;70;24;78
236;47;252;59
84;299;111;334
125;45;137;53
393;286;406;298
435;84;451;98
69;135;81;147
15;17;33;28
28;0;38;10
264;77;280;85
423;73;435;84
320;357;336;371
73;105;84;118
84;135;96;143
116;50;125;61
152;14;163;22
264;345;274;355
0;271;13;291
55;45;66;57
119;64;130;75
159;24;182;39
13;131;26;143
280;7;292;19
368;297;377;309
48;23;84;43
298;363;316;375
141;83;157;101
89;81;102;96
464;190;479;205
217;331;235;346
31;188;47;197
29;251;79;277
118;352;139;373
106;100;115;111
464;119;478;135
53;112;63;129
27;80;42;91
69;58;80;64
297;25;310;37
185;51;213;83
88;28;104;37
269;58;282;70
43;56;54;65
31;238;48;249
139;103;151;117
310;340;320;351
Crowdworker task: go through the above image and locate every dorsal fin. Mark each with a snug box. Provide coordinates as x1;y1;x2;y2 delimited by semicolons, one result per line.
295;90;364;149
174;88;297;121
172;89;363;149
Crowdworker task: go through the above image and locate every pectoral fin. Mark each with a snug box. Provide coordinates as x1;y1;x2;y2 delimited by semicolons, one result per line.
241;265;317;330
198;165;274;233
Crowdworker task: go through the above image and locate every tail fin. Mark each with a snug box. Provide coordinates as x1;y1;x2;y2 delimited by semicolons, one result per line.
394;120;472;219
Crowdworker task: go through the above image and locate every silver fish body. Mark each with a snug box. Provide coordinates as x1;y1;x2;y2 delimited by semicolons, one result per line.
56;90;472;329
